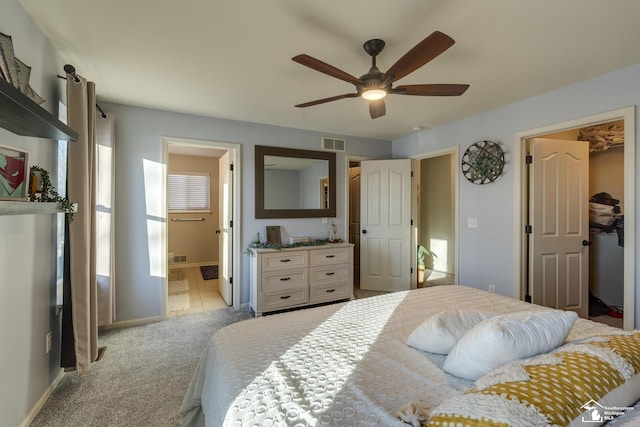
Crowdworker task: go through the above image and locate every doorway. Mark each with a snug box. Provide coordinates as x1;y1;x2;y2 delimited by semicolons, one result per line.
346;149;458;295
515;107;635;330
163;137;241;317
416;150;458;288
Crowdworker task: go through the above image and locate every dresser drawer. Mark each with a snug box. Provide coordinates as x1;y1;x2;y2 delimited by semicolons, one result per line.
310;282;351;304
261;251;307;271
309;264;349;284
262;288;308;311
309;247;350;266
262;269;307;292
251;244;353;316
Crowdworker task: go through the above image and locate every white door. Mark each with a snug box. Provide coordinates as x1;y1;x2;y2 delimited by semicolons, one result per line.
529;138;589;317
218;152;233;305
360;159;412;291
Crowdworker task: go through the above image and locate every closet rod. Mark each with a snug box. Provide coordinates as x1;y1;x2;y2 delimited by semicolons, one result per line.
57;64;107;118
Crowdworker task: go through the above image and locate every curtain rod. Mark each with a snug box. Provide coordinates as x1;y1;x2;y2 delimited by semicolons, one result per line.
57;64;107;118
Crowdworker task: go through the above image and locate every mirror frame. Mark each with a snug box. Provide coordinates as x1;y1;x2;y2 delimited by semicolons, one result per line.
255;145;336;218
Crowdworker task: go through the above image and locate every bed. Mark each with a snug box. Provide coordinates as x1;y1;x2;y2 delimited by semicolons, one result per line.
180;285;640;426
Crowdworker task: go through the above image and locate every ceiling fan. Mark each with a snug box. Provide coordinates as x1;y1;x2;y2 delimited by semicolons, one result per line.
292;31;469;119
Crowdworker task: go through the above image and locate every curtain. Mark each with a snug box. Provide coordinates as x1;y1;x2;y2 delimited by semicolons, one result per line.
96;114;116;326
61;74;98;373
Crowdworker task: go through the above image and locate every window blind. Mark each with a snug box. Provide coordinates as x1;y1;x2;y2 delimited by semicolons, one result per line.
168;172;210;212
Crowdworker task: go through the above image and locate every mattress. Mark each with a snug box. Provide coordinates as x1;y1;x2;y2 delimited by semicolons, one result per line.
180;285;633;426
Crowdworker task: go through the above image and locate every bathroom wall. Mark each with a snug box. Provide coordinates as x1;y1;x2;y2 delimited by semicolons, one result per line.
168;153;220;265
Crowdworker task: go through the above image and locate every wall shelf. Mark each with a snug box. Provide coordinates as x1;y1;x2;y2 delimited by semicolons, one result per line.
0;78;78;141
0;201;77;216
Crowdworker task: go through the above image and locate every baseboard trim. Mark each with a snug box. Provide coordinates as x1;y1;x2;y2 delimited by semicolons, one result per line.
103;316;162;330
21;369;64;427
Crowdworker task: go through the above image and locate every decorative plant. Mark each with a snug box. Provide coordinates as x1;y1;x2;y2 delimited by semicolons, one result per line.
28;165;75;221
244;232;331;256
417;245;437;267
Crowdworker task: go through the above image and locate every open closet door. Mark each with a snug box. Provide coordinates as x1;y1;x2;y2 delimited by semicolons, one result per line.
529;138;589;317
360;159;412;292
218;152;233;306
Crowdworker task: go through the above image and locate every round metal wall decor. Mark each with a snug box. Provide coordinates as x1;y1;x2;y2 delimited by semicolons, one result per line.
461;140;505;184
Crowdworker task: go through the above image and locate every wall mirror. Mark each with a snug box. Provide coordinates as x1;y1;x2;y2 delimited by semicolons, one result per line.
255;145;336;218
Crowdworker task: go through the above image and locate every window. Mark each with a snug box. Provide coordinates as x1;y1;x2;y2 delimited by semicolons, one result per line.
168;172;210;212
56;102;68;306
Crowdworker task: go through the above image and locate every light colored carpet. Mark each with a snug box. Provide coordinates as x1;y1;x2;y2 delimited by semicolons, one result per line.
589;314;624;329
353;288;388;299
168;279;190;311
31;308;253;427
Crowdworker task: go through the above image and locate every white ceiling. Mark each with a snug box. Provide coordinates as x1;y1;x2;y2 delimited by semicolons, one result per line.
20;0;640;141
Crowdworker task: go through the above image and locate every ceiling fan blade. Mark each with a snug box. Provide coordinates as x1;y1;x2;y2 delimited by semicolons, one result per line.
382;31;455;83
369;99;386;119
295;93;359;108
292;54;364;85
393;84;469;96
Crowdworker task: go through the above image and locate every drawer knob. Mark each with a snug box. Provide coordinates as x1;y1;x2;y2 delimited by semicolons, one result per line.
280;277;291;281
326;289;336;293
325;255;335;258
280;259;291;263
280;295;291;300
325;272;335;276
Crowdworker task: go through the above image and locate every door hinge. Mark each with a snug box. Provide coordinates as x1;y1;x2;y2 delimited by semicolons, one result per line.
410;267;413;274
229;220;233;228
525;224;532;234
410;219;413;226
411;171;414;177
230;163;234;171
230;276;233;284
525;155;533;164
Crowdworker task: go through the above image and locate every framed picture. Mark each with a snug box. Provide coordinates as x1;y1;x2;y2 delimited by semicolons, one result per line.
266;225;281;245
0;144;29;201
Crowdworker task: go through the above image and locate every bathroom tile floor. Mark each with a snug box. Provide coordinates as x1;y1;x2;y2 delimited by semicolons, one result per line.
168;266;228;317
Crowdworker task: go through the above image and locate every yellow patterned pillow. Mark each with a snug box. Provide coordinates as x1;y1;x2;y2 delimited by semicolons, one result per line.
427;332;640;426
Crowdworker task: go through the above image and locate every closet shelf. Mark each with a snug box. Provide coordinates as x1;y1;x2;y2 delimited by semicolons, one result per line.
0;78;78;141
0;201;77;216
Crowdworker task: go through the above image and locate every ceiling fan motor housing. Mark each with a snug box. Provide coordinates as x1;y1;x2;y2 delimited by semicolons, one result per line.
361;39;388;93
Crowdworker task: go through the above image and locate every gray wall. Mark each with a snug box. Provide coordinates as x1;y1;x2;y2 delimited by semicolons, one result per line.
0;0;66;424
102;101;391;321
393;64;640;328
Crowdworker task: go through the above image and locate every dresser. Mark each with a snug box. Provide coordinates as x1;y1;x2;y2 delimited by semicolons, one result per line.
249;243;354;316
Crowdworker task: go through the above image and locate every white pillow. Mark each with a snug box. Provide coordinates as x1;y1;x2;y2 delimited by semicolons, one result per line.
443;309;578;380
407;309;495;354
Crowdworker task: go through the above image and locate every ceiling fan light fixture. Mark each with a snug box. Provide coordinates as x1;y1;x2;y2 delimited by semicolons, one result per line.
362;88;387;101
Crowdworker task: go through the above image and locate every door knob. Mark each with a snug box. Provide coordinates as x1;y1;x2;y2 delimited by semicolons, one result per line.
362;229;367;234
582;240;592;246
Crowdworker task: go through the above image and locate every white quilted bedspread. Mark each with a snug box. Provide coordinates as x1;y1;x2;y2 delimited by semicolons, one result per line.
180;285;616;427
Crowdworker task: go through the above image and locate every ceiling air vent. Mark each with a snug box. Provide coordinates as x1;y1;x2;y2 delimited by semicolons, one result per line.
321;137;346;152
